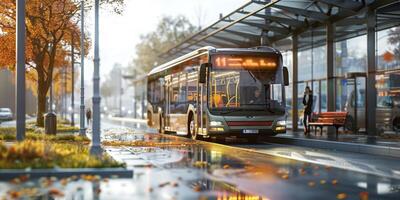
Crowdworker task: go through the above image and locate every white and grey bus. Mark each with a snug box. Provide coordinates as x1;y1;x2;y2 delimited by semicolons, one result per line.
147;46;289;141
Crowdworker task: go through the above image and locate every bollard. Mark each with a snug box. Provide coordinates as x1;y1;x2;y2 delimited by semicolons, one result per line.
44;112;57;135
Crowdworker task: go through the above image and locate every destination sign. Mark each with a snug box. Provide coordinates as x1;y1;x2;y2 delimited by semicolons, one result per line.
212;55;278;70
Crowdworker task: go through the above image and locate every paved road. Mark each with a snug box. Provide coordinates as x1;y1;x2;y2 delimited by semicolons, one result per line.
101;119;400;199
1;118;400;199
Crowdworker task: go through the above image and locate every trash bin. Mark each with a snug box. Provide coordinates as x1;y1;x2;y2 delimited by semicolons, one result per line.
44;112;57;135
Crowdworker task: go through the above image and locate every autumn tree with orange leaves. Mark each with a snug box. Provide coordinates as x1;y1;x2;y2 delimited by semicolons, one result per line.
0;0;124;127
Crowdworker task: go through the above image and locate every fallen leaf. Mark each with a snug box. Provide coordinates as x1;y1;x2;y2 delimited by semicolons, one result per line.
172;182;179;187
281;174;289;179
95;188;101;194
60;178;68;186
7;190;21;199
10;178;21;185
158;182;170;188
320;180;326;185
332;179;338;185
223;164;230;169
336;193;347;199
359;191;369;200
48;188;64;197
19;175;29;182
308;181;316;187
193;185;201;192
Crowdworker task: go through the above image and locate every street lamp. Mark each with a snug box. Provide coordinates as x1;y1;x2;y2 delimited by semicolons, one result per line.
16;0;26;141
91;0;101;154
79;0;86;136
71;32;75;126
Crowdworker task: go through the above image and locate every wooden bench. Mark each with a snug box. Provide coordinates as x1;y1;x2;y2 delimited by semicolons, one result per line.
308;112;348;138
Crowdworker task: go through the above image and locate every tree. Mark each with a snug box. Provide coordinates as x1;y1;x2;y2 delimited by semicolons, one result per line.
388;27;400;61
131;15;197;73
0;0;125;127
101;82;113;106
101;63;122;108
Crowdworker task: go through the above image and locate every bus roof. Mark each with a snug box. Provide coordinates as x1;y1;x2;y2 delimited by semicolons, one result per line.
147;46;281;77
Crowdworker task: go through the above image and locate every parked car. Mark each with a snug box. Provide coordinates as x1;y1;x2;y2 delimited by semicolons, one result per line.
0;108;13;121
345;89;400;132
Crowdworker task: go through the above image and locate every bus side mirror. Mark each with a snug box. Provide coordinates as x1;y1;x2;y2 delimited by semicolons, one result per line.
283;67;289;86
199;63;210;84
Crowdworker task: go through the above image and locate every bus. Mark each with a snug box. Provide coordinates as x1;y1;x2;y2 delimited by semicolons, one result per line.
147;46;289;140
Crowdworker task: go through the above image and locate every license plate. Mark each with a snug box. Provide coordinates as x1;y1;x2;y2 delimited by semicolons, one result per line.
243;129;259;134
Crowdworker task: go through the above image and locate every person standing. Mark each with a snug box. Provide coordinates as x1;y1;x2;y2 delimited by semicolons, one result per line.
302;86;313;134
86;108;92;126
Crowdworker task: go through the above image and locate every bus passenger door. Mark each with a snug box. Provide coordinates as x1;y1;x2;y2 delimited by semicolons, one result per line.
165;76;171;131
197;74;207;135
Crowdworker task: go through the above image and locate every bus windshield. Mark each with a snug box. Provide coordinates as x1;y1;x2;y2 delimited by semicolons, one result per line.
209;54;285;115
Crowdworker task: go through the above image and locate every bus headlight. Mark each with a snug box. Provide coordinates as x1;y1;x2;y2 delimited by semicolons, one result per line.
210;121;223;126
277;120;286;126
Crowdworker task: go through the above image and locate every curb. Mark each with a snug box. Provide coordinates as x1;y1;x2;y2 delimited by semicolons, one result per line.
264;136;400;158
0;168;133;180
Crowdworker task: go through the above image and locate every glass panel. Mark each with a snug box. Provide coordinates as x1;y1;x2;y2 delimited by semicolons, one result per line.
377;27;400;71
321;80;327;112
285;84;293;128
335;35;367;77
376;26;400;133
313;81;320;113
313;45;327;79
298;49;312;81
297;82;305;128
336;78;347;111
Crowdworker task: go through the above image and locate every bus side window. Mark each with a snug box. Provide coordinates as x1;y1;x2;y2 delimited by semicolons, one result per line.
170;74;179;113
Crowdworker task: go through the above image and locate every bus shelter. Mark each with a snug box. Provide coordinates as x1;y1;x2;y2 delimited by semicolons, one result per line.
161;0;400;136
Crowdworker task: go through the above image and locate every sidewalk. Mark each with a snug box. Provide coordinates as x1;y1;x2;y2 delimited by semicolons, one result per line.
266;130;400;158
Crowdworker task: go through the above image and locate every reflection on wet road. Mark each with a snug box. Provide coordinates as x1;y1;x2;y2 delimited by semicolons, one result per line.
1;127;400;199
105;131;400;199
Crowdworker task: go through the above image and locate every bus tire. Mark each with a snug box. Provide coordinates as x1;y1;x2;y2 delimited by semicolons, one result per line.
188;113;197;140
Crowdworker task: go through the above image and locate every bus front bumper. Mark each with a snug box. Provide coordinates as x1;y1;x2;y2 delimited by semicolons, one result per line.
207;126;286;137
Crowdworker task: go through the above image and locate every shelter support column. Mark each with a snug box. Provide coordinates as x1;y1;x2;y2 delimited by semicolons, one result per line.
292;35;298;131
326;22;335;112
326;22;336;135
366;8;377;135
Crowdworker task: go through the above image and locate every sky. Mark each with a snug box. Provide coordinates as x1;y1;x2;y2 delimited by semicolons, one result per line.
83;0;247;83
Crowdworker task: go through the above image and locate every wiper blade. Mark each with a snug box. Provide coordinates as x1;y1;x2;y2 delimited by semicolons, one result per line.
247;71;257;82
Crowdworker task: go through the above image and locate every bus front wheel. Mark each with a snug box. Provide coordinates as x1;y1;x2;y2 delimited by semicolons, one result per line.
188;114;197;140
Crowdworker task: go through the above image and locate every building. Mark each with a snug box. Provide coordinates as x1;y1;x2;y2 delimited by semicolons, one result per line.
0;69;37;116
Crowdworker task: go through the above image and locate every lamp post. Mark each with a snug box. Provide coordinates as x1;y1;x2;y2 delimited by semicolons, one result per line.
71;32;75;126
16;0;26;141
91;0;101;154
79;0;86;136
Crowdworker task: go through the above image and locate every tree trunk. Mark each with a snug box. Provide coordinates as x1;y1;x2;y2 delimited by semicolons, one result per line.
36;81;48;127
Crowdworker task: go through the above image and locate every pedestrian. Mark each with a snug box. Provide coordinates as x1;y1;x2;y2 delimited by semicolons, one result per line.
302;86;313;135
86;108;92;126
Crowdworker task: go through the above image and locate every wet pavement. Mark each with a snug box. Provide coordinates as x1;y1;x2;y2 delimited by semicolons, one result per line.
1;120;400;199
283;130;400;148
